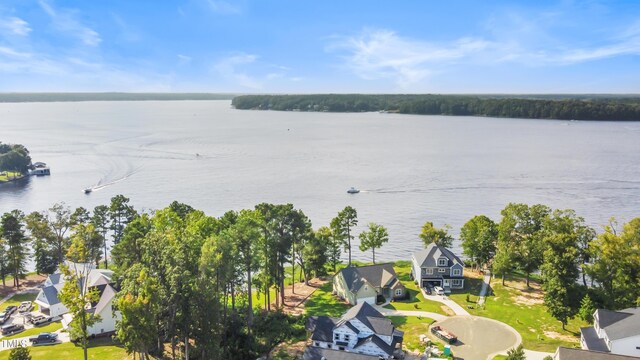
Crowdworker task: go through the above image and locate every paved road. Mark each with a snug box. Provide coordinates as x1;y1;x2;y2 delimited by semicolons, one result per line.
437;316;521;360
420;289;470;316
0;328;69;352
478;270;491;306
524;349;554;360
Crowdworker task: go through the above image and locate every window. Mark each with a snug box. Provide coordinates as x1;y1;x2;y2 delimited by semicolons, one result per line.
438;258;448;266
438;268;446;273
452;279;462;287
339;346;345;351
426;268;433;275
315;342;319;346
334;333;340;340
452;268;461;276
344;334;350;341
395;289;403;296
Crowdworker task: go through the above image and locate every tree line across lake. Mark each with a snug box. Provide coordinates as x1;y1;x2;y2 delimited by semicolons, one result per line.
1;197;639;359
232;94;640;121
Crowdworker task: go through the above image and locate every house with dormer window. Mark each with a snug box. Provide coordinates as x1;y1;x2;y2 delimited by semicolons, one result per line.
411;243;464;293
333;263;405;305
305;302;404;359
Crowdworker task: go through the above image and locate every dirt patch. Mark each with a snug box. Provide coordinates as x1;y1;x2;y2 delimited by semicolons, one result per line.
544;331;578;343
463;268;485;280
270;278;327;315
271;340;306;358
0;274;46;298
441;305;456;316
508;280;544;306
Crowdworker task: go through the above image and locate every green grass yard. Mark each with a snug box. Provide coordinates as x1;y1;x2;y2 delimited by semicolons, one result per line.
0;338;129;360
449;271;585;352
304;282;349;317
384;261;451;315
389;316;436;352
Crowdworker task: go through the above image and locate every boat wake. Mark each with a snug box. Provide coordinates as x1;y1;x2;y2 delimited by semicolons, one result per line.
84;165;142;193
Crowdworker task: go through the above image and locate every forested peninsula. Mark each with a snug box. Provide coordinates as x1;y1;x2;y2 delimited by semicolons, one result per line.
231;94;640;121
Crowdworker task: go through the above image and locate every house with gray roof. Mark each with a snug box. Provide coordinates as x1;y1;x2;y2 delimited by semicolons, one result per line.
333;263;405;305
35;261;121;337
554;347;640;360
411;243;464;293
580;307;640;357
306;302;403;359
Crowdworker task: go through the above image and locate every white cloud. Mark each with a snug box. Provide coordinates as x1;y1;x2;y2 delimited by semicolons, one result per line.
38;0;101;46
0;17;32;36
178;54;192;66
207;0;241;15
213;53;263;89
328;29;490;88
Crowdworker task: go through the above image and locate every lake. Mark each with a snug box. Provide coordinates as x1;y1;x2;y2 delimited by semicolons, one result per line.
1;100;639;262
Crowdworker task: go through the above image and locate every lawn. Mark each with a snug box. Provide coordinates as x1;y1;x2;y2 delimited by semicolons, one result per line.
1;293;39;312
449;270;586;352
2;322;63;340
304;282;349;317
383;261;451;315
0;171;21;182
0;338;129;360
389;316;436;352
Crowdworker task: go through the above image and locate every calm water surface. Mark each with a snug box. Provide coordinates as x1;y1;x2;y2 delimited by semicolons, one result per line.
1;100;640;262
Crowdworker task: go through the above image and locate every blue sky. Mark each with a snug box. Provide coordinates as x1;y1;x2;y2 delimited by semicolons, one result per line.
1;0;640;92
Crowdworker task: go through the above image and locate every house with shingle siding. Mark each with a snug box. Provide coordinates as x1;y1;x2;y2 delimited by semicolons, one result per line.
306;302;403;359
333;263;405;305
411;243;464;293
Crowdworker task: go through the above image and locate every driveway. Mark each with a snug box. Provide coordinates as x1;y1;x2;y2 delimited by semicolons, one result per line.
432;316;521;360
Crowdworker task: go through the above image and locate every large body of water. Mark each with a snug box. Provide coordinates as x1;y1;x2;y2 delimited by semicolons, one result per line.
1;100;639;262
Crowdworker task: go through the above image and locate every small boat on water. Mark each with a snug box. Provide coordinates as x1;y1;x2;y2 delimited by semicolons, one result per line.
347;187;360;194
84;188;92;194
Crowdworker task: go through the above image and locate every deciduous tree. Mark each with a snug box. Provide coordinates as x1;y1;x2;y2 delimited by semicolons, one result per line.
419;221;453;248
358;222;389;264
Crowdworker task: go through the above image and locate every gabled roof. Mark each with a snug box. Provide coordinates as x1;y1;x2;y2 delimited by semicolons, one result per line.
307;316;339;342
336;263;400;294
412;243;464;268
580;326;609;352
303;347;380;360
595;308;640;341
556;347;640;360
93;284;117;316
41;285;60;306
336;302;394;336
48;273;62;285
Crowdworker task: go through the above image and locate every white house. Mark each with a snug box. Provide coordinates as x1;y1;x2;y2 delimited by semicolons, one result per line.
411;243;465;293
554;346;640;360
306;302;403;359
36;261;121;336
580;308;640;357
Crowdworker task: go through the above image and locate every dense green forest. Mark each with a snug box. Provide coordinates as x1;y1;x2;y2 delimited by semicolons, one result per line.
232;94;640;120
0;93;235;102
0;142;31;175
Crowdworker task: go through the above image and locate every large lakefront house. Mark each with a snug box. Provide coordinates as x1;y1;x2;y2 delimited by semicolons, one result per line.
580;308;640;357
35;261;121;337
305;302;404;359
333;263;406;305
411;243;465;293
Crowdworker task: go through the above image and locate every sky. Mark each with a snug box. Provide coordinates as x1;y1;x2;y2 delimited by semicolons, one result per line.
1;0;640;93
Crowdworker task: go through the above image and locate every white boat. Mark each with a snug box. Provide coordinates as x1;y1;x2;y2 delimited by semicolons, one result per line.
347;187;360;194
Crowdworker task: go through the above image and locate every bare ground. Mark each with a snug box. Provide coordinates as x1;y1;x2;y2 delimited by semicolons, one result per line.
269;278;328;315
0;274;46;299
